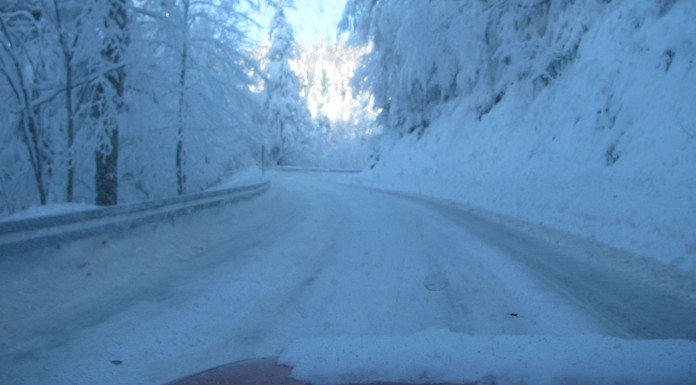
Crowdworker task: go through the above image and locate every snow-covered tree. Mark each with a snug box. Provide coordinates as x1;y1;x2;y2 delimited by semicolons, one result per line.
46;0;103;202
1;0;129;208
133;0;260;195
263;0;313;165
0;0;265;215
0;1;51;205
92;0;128;205
291;39;377;145
340;0;602;135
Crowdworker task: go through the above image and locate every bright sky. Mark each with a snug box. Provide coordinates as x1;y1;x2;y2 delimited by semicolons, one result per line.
253;0;346;46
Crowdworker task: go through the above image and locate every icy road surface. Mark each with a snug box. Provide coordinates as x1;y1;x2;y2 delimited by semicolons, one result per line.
1;172;695;385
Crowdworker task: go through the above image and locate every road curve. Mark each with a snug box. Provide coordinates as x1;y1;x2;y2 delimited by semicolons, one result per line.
1;172;694;385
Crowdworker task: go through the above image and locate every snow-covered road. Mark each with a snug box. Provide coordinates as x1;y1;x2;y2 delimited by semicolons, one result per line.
1;172;695;385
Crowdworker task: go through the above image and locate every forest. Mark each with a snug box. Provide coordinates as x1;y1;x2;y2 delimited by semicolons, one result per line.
1;0;373;216
3;0;694;268
1;0;268;213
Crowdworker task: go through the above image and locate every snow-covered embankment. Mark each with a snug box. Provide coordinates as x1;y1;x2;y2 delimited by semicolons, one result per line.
362;1;696;271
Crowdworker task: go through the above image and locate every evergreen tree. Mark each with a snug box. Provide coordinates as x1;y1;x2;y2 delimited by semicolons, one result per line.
263;0;312;165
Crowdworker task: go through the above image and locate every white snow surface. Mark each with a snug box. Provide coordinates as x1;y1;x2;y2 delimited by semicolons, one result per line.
0;202;98;222
282;331;696;385
206;165;267;191
360;0;696;272
2;172;695;385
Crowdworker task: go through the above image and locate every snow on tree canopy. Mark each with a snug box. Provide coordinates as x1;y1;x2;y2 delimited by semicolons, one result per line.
340;0;606;134
342;0;696;269
263;0;314;165
0;0;263;215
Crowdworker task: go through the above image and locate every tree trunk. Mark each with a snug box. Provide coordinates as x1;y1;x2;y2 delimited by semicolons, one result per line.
176;127;185;195
94;0;128;206
27;116;48;205
95;118;118;206
176;0;190;196
53;0;75;202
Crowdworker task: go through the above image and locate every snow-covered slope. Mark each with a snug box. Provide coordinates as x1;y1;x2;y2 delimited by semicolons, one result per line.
359;1;696;270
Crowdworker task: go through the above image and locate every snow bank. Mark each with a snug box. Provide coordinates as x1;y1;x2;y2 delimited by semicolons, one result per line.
206;165;268;191
0;202;97;222
362;1;696;271
281;329;696;385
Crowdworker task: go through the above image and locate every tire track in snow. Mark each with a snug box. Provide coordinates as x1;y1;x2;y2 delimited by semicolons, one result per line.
260;176;604;340
392;191;696;340
5;172;693;385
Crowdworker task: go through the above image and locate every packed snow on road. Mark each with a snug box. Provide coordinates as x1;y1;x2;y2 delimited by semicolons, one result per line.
2;0;695;384
1;172;695;385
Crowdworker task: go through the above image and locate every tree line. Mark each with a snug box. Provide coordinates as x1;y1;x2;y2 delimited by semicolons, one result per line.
1;0;266;215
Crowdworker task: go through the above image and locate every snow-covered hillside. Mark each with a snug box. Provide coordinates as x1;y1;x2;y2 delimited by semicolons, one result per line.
346;0;696;270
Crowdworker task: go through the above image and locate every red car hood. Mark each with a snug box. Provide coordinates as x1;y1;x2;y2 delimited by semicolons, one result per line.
162;357;483;385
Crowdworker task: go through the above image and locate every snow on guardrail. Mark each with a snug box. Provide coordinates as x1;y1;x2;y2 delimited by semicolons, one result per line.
0;180;270;255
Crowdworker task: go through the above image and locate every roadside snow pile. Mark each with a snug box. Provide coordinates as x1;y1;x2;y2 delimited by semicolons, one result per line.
0;167;267;222
207;165;268;191
0;202;97;223
355;1;696;271
281;329;696;385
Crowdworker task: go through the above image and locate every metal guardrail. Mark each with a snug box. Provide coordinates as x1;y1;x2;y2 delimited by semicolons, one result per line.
268;166;362;174
0;180;271;255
